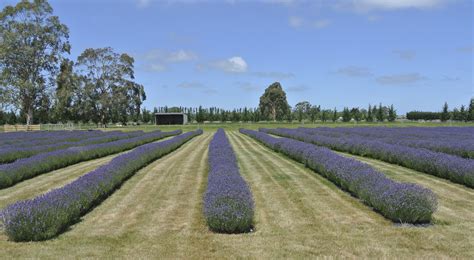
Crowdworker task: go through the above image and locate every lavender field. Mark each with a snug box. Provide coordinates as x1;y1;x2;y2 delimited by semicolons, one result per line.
0;126;472;258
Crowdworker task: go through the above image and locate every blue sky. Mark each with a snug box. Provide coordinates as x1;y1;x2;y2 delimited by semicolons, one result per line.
4;0;473;113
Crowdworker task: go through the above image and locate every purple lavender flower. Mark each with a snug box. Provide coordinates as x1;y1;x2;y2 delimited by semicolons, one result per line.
0;130;146;164
0;129;202;242
298;126;474;159
261;127;474;188
0;130;181;189
241;128;438;224
204;129;254;233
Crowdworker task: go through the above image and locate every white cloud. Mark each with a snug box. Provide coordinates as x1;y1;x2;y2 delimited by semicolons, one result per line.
346;0;448;12
146;63;167;72
141;49;197;72
376;73;426;85
177;82;205;89
288;16;331;30
251;71;294;79
336;66;372;77
289;16;304;28
367;15;381;22
393;50;416;60
209;56;248;73
136;0;152;8
165;50;198;62
441;76;460;81
177;81;217;94
313;19;331;29
262;0;296;4
236;81;260;92
144;49;197;63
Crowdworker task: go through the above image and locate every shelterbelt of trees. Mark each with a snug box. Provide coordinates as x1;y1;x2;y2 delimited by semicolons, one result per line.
407;100;474;122
0;0;144;127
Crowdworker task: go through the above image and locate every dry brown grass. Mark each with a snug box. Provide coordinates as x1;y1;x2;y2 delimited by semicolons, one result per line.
0;131;472;258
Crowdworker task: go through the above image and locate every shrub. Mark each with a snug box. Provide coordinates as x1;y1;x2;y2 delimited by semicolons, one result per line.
241;129;438;224
263;128;474;188
204;129;254;233
0;130;145;163
0;130;180;189
0;129;202;241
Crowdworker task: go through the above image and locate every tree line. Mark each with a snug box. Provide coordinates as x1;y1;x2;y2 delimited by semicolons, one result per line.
141;82;398;124
406;99;474;122
0;0;145;126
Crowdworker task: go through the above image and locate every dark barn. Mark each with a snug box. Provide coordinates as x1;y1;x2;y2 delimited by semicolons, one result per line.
155;113;188;125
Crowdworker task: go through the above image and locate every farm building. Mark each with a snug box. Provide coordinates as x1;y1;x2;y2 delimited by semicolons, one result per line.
155;113;188;125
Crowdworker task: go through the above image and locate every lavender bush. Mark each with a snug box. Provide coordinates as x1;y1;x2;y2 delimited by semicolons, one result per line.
0;131;146;164
204;129;254;233
262;128;474;188
0;130;181;189
298;127;474;159
0;130;105;147
0;129;202;241
241;129;438;224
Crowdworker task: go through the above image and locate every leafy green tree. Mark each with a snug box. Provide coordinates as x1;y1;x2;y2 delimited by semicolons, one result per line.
351;107;362;122
366;104;373;122
259;82;290;121
332;107;338;122
242;107;250;122
376;103;384;122
342;107;351;122
468;98;474;121
309;105;320;123
54;59;77;122
452;108;461;121
141;108;152;123
294;101;311;122
252;108;261;122
35;94;52;123
320;109;329;122
196;106;204;123
460;105;467;122
440;102;450;122
0;110;4;125
0;0;70;125
75;47;144;126
152;107;158;124
388;104;397;122
6;110;17;124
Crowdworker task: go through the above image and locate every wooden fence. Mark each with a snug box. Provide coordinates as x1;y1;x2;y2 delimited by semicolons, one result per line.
3;124;41;132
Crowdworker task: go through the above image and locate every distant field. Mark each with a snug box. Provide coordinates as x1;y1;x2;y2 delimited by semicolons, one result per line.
1;121;474;133
0;127;472;258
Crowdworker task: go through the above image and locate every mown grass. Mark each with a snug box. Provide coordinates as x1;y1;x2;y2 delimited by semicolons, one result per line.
2;121;473;133
0;130;472;258
98;121;474;132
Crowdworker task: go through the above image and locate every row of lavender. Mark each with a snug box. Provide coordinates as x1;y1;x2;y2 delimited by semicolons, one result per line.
241;129;438;224
0;130;147;164
0;130;105;147
0;129;202;241
204;129;254;233
0;130;124;151
0;130;181;189
263;128;474;188
299;127;474;159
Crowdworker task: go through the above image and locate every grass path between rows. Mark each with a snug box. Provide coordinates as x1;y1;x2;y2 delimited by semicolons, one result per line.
0;131;472;258
0;135;175;238
0;153;120;209
0;135;177;210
